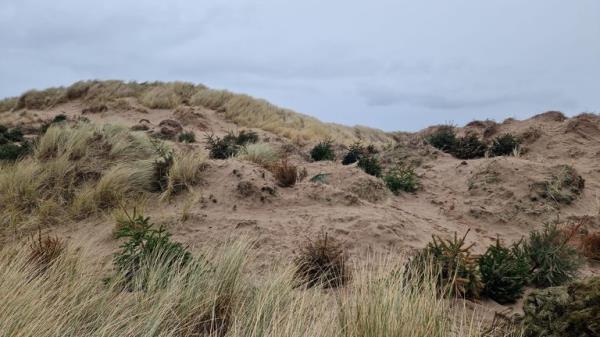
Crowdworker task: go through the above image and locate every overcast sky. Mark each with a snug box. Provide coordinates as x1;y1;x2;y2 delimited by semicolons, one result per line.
1;0;599;131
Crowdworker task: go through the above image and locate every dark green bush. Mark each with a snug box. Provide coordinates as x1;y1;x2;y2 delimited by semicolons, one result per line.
522;277;600;337
490;133;520;156
342;142;364;165
232;130;259;145
205;133;239;159
0;124;7;134
479;239;530;304
406;230;483;299
5;128;24;142
521;223;582;287
310;139;335;161
178;131;196;143
205;131;258;159
39;114;68;134
451;133;487;159
0;141;31;161
357;155;382;177
0;133;7;145
150;143;174;192
426;125;457;152
51;114;67;124
384;165;418;194
113;210;192;290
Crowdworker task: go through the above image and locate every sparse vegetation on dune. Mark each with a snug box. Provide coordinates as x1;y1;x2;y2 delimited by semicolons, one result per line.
6;80;392;145
2;80;599;337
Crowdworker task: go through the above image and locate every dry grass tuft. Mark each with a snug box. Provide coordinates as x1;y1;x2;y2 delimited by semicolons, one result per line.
272;159;298;187
237;143;280;168
581;231;600;261
294;231;348;288
0;122;170;233
15;88;67;110
190;89;234;110
139;85;181;109
0;97;17;112
27;231;65;272
160;150;207;200
219;93;391;145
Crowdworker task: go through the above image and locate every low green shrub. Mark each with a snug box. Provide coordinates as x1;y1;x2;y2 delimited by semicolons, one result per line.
232;130;259;145
479;239;530;304
205;133;238;159
342;142;365;165
384;165;418;194
490;133;520;156
522;277;600;337
113;210;192;290
205;131;258;159
357;155;382;177
426;125;457;152
5;128;24;142
451;133;487;159
0;141;31;161
310;139;335;161
178;131;196;143
406;230;483;299
520;223;582;287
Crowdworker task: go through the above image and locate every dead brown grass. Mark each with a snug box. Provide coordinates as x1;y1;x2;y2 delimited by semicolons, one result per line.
294;231;348;288
0;97;17;112
28;231;65;272
272;159;297;187
15;88;67;110
581;231;600;261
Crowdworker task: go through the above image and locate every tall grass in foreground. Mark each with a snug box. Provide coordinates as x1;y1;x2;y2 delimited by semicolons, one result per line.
0;242;522;337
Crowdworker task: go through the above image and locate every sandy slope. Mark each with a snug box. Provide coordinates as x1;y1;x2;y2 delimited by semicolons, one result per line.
2;98;599;304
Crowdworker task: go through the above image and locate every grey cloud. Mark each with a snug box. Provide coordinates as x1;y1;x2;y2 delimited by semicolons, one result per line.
359;85;577;111
0;0;599;131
